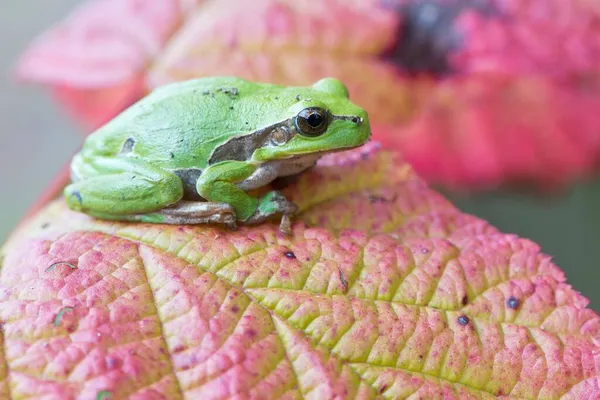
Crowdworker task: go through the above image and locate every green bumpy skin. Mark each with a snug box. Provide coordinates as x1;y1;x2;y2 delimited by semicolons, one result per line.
63;76;371;230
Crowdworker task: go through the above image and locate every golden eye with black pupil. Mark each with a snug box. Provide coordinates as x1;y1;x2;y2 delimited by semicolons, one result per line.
295;107;329;136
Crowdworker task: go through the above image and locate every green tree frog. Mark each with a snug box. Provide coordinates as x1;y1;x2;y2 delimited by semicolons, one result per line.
64;76;370;234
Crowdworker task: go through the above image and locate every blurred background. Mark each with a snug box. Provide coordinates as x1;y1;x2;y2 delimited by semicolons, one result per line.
0;0;81;236
2;0;599;312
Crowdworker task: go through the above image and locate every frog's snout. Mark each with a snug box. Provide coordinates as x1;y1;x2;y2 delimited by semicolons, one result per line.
355;111;371;145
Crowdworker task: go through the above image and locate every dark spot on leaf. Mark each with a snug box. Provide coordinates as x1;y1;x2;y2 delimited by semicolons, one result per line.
53;306;74;327
231;305;240;313
295;94;301;101
173;345;186;353
180;361;194;371
457;314;470;326
46;261;78;273
284;251;296;259
379;384;388;394
461;295;468;306
105;356;121;369
246;329;257;338
170;152;175;159
41;222;50;229
229;106;234;110
338;267;348;292
368;195;388;203
507;296;520;309
202;90;210;95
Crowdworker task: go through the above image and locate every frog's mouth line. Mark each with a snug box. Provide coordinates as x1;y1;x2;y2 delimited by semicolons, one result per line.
332;114;364;125
281;141;372;160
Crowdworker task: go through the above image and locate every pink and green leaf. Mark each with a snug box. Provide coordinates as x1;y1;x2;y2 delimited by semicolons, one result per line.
2;144;599;398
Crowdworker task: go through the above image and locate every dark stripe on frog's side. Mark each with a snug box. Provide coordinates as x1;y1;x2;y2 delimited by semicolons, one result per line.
208;119;295;165
119;137;135;154
173;168;204;200
207;113;364;165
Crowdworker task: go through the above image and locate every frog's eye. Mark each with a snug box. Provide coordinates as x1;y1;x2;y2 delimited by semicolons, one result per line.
295;107;330;137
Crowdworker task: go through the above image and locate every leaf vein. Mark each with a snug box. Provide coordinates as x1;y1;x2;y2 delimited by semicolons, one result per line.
137;245;185;399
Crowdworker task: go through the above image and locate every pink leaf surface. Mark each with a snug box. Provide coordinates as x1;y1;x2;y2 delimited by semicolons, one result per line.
16;0;187;87
2;144;599;399
15;0;600;189
15;0;202;130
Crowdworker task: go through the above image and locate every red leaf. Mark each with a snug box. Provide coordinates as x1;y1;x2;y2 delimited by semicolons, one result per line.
50;74;146;131
16;0;184;86
15;0;600;188
375;73;600;189
2;145;599;398
15;0;190;130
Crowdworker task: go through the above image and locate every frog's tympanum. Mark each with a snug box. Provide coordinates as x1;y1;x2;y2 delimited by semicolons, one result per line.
64;77;371;234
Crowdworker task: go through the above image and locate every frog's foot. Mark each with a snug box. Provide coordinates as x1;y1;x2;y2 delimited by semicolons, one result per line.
245;191;298;234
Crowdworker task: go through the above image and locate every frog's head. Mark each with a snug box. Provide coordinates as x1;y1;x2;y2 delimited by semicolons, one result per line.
251;78;370;162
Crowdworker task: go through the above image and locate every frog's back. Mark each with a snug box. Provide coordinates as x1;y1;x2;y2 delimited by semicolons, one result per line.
81;77;281;168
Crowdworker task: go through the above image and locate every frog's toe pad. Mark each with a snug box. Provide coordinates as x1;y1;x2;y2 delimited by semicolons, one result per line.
222;213;238;230
247;191;298;224
268;191;298;214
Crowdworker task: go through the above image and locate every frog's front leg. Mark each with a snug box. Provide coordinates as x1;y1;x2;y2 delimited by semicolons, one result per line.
64;155;236;226
197;161;298;233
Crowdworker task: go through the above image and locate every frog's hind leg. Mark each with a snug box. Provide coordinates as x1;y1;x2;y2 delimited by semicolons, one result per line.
86;201;238;229
135;201;237;228
64;155;237;227
64;154;184;217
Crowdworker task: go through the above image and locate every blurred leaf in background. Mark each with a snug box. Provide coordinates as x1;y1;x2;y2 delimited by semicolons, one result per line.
15;0;600;189
0;0;81;246
11;0;600;311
